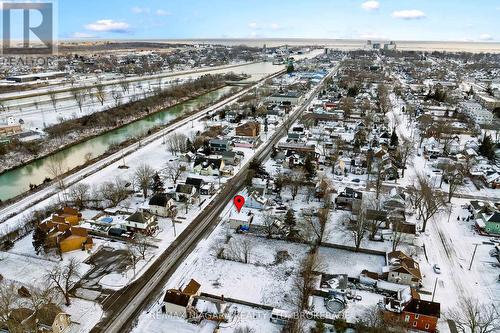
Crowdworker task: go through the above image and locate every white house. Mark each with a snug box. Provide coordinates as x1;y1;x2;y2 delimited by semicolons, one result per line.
245;191;271;210
229;210;253;229
148;193;176;217
459;101;493;125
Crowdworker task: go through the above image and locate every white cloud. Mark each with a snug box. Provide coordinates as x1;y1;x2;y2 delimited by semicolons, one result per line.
392;9;426;20
249;22;284;31
70;32;96;39
155;9;170;16
85;19;131;33
361;1;380;11
270;23;282;30
479;34;493;41
131;7;150;14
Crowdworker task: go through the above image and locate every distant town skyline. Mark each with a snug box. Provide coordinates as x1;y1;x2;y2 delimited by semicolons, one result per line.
7;0;500;42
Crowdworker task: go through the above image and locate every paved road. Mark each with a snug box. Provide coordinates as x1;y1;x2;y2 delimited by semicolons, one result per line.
92;62;340;333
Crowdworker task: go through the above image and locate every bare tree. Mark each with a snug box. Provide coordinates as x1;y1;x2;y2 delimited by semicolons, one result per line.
46;156;67;203
0;281;19;327
130;234;151;260
99;177;129;206
48;89;58;110
446;296;500;333
377;83;391;114
416;174;447;232
95;84;106;105
398;136;416;177
68;182;91;209
292;249;323;333
119;79;130;94
165;161;186;184
126;242;138;275
391;219;405;252
223;237;252;264
286;171;304;200
439;162;465;202
304;208;329;244
70;88;85;112
262;210;277;238
111;90;122;107
46;258;80;306
346;206;368;252
166;133;188;155
135;163;155;198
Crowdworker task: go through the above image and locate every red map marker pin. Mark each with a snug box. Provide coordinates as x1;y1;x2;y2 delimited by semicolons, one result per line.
233;195;245;213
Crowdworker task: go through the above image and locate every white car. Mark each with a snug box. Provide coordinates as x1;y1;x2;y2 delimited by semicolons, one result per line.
433;264;441;274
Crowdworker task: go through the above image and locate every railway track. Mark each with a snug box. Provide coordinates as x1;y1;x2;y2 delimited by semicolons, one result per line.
91;63;340;333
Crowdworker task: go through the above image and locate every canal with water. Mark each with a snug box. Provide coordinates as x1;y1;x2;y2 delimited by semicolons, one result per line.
0;61;284;201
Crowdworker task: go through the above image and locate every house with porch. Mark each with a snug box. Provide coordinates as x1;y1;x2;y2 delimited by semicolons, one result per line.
385;251;422;288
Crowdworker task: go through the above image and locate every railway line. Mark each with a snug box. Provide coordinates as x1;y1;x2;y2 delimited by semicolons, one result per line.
92;62;340;333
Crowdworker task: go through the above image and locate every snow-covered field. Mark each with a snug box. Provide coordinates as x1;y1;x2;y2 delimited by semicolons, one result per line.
317;247;386;278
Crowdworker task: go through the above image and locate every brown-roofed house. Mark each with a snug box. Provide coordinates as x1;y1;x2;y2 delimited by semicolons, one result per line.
182;279;201;296
402;298;440;332
387;251;422;287
236;121;261;137
162;279;202;317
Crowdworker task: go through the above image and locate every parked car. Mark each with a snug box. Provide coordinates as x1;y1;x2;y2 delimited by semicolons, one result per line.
433;264;441;274
352;178;360;183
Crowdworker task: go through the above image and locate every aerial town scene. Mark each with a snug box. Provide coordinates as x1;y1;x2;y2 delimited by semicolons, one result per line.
0;1;499;333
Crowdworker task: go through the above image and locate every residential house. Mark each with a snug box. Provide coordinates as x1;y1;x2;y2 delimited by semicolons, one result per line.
209;139;231;152
236;121;261;137
148;193;177;217
193;157;225;176
0;116;22;138
193;297;228;322
459;101;493;125
175;184;199;203
385;251;422;288
6;303;73;333
162;279;201;317
219;151;240;166
266;91;302;105
124;210;157;233
402;298;440;333
186;177;215;195
477;212;500;235
38;208;93;253
335;187;363;212
245;191;271;210
229;211;253;230
59;227;93;253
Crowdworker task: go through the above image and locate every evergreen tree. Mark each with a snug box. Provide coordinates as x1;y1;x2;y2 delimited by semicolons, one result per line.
478;135;495;160
311;321;326;333
286;63;294;73
152;173;164;193
32;225;47;255
390;128;399;147
303;154;316;180
284;209;296;228
186;138;194;152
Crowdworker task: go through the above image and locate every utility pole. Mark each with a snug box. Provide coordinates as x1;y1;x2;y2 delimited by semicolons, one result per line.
431;277;438;302
469;243;480;270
